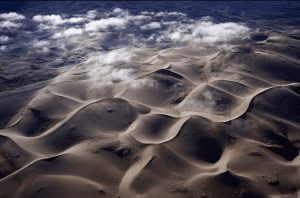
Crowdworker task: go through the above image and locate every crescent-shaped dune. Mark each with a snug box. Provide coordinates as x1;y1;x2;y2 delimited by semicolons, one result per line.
0;30;300;198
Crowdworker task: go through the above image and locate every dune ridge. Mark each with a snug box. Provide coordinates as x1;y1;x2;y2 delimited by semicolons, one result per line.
0;31;300;198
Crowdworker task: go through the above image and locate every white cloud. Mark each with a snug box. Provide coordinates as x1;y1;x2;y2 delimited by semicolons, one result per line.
168;31;182;41
0;12;24;30
0;35;10;43
33;14;85;29
3;8;252;83
140;22;161;30
36;23;52;30
111;8;152;24
32;40;51;53
141;11;155;15
66;17;85;23
89;67;134;84
85;17;127;32
63;27;84;36
53;28;84;38
32;40;50;48
29;9;250;52
33;14;64;25
0;45;7;52
156;20;250;45
125;15;151;22
128;78;159;89
111;8;130;18
155;11;186;17
86;48;132;65
178;90;217;112
0;12;25;20
41;47;49;53
0;21;21;28
111;68;134;83
86;10;97;19
113;8;124;14
200;16;213;21
85;48;135;84
162;21;178;25
191;21;250;43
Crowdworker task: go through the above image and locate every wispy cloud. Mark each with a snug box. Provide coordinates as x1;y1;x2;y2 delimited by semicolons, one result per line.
178;90;217;112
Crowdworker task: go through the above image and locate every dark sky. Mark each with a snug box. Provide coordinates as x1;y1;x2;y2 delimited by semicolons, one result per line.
1;1;300;28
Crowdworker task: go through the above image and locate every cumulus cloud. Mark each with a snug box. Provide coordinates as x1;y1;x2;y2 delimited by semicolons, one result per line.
0;35;10;43
0;12;25;20
0;45;7;52
125;15;151;23
200;16;213;21
111;68;134;83
66;17;85;23
86;48;132;65
33;14;86;30
86;10;97;19
0;7;253;83
53;27;84;38
140;11;155;15
191;21;250;43
32;40;50;48
30;7;250;50
155;11;186;17
113;8;125;14
85;48;136;84
89;67;134;84
0;12;25;30
140;22;161;30
156;19;250;45
128;78;160;89
33;14;64;25
0;20;21;28
85;17;127;32
110;8;151;25
32;40;51;53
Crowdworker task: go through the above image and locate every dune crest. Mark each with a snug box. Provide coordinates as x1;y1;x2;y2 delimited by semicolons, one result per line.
0;31;300;198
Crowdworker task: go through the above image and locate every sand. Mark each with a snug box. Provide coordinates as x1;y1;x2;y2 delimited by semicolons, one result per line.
0;31;300;198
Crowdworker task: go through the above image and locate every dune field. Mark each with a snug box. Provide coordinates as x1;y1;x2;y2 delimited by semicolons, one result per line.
0;2;300;198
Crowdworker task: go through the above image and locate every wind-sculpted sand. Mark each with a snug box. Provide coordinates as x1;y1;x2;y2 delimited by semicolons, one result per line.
0;31;300;198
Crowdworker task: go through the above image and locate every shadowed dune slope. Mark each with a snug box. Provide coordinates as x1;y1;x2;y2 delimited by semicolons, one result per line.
0;31;300;198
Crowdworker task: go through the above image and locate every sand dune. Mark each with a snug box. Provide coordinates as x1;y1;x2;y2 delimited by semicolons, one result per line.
0;31;300;198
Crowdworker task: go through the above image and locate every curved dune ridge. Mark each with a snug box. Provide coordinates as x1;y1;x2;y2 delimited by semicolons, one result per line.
0;31;300;198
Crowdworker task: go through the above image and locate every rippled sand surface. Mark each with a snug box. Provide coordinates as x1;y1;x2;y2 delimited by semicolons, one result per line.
0;30;300;198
